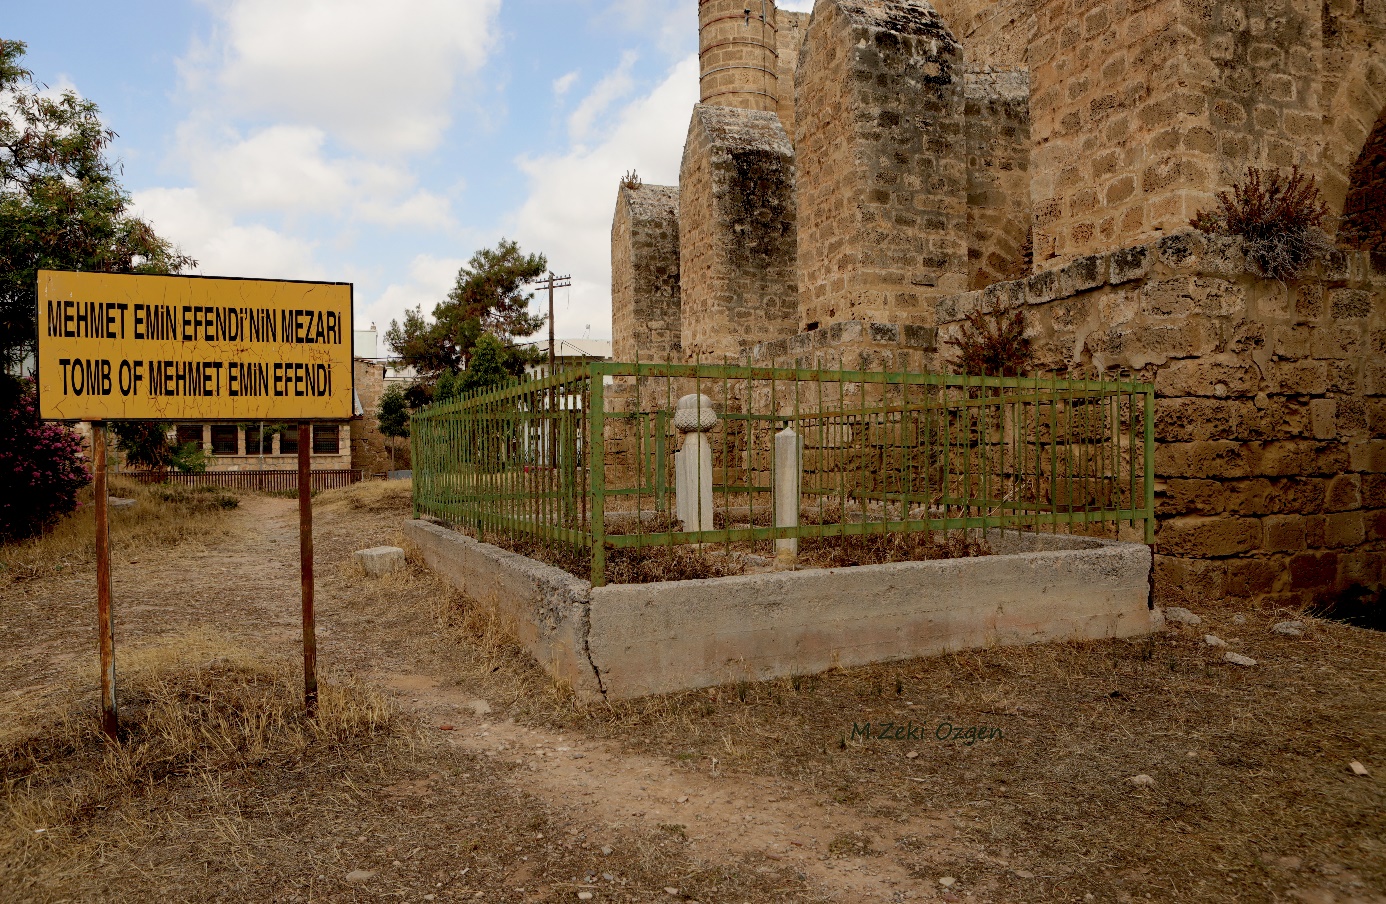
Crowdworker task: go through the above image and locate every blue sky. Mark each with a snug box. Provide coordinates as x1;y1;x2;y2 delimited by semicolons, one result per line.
9;1;813;350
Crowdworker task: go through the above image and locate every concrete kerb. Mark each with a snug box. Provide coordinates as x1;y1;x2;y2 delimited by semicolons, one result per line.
404;520;1155;702
404;520;604;700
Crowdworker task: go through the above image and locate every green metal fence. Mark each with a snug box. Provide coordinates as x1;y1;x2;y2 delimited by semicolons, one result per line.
411;361;1155;586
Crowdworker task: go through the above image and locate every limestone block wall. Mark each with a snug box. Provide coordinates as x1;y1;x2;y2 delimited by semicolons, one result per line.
679;104;799;359
748;318;937;374
795;0;969;332
965;68;1032;289
775;9;811;144
350;359;397;475
611;183;681;363
699;0;780;112
936;232;1386;608
1028;0;1325;267
930;0;1036;69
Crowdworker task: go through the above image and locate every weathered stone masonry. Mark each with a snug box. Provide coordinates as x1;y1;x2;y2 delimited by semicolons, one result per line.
611;184;682;363
936;233;1386;607
679;104;798;359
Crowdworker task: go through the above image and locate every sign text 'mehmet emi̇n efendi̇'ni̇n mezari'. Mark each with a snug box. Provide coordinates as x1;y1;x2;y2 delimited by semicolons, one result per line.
36;270;354;422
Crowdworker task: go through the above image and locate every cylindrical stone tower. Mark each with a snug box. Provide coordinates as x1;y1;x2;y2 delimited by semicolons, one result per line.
698;0;779;112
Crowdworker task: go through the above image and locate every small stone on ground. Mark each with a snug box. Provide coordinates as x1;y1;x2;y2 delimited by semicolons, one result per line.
1204;634;1227;647
1350;761;1369;776
354;546;406;576
1272;620;1305;636
1128;774;1155;787
468;699;492;716
1165;607;1202;626
1225;652;1257;667
344;869;375;883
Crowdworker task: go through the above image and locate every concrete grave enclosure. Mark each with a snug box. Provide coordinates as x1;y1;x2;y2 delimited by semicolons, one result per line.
607;0;1386;609
405;519;1154;701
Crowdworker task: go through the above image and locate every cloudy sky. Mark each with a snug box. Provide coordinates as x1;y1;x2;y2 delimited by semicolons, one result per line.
10;0;815;352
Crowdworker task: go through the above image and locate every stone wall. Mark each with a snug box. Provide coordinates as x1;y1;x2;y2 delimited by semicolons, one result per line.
965;68;1032;289
937;231;1386;608
795;0;969;332
679;103;799;359
1028;0;1326;267
699;0;780;112
611;183;681;363
351;359;406;475
931;0;1035;69
775;9;811;145
748;318;937;374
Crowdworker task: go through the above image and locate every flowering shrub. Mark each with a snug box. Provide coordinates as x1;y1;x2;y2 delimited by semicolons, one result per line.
0;378;91;541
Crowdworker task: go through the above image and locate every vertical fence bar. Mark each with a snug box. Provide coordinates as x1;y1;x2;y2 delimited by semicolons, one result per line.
590;365;607;586
1144;384;1155;544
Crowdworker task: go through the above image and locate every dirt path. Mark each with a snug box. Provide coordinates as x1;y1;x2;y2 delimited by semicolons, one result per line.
5;493;970;902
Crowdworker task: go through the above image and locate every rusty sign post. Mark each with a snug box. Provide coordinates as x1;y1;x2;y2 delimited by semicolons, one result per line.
92;422;118;740
298;423;318;716
36;271;353;738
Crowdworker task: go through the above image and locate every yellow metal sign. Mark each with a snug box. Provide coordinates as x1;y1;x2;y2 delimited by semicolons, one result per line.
37;271;354;421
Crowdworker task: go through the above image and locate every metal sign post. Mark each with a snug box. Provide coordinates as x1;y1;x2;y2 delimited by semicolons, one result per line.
298;422;318;716
92;421;118;739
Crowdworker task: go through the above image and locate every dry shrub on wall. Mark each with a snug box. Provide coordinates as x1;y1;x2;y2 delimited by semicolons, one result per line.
1191;165;1336;280
946;308;1033;377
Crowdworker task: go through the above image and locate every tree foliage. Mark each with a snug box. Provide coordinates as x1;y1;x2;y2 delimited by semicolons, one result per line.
109;423;207;473
377;385;411;439
0;379;90;541
434;334;519;402
0;39;195;374
385;238;546;379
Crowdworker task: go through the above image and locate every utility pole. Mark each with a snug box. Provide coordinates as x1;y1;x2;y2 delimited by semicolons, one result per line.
535;270;572;378
533;270;571;467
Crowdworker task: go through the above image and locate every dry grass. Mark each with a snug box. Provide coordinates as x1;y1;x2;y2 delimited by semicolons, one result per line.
797;530;990;569
494;616;1384;903
0;478;240;586
0;632;403;898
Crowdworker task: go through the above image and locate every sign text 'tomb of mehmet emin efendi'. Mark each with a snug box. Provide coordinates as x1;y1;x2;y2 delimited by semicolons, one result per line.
36;271;354;422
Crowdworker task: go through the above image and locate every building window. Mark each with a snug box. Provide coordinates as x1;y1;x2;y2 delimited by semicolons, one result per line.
245;425;275;455
280;428;299;455
313;424;340;455
176;424;203;449
210;425;239;455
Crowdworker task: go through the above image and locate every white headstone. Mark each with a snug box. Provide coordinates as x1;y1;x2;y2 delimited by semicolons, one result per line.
774;426;802;560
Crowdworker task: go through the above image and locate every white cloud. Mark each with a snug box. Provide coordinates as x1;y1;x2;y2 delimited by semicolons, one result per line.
370;253;466;344
173;121;454;228
198;0;501;156
567;52;638;144
131;187;324;280
553;71;580;99
510;55;700;341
